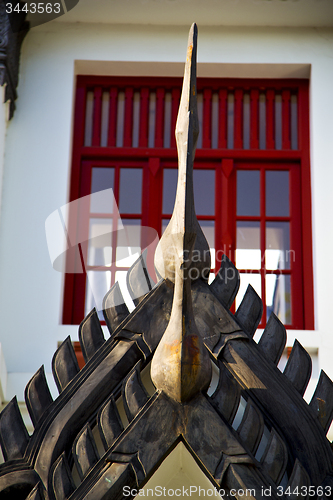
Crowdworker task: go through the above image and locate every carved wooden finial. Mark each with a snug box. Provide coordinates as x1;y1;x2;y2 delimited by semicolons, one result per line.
151;24;212;403
154;22;211;283
151;232;212;402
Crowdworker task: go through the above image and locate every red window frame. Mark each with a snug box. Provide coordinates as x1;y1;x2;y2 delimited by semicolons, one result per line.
231;162;303;328
63;75;313;330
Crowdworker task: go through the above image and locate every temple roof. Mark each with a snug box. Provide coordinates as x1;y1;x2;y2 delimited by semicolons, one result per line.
0;24;332;500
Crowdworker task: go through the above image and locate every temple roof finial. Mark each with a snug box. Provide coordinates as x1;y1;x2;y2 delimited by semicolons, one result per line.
154;22;211;283
151;230;212;402
151;24;212;403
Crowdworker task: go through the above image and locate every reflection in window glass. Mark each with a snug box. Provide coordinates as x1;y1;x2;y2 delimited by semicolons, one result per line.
201;220;215;266
132;92;140;148
236;221;261;269
291;94;298;150
266;171;289;217
116;91;125;147
211;93;219;149
148;92;156;148
236;273;261;309
84;91;94;147
100;91;110;147
87;218;112;266
164;92;172;148
237;171;260;216
193;170;215;215
119;168;142;213
227;93;234;149
243;93;250;150
275;94;282;150
162;169;177;215
259;93;266;150
116;219;141;267
266;222;290;270
90;168;114;213
85;270;111;318
266;274;291;324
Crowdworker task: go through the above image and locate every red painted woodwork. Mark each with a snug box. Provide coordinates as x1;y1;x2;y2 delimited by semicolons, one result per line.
235;162;303;329
298;83;314;330
266;89;275;150
63;75;314;331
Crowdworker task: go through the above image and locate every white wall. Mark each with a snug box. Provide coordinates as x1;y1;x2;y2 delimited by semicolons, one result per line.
0;22;332;407
0;86;8;224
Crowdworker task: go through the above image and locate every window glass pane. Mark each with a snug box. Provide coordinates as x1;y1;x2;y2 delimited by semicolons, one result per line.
162;218;170;234
164;92;172;148
227;93;234;149
266;222;290;270
132;91;140;148
211;93;219;149
162;169;177;214
116;91;125;147
87;218;112;266
90;168;114;213
193;170;215;215
162;169;215;216
266;274;291;324
275;94;282;150
266;170;289;216
201;220;215;267
243;93;250;150
100;91;110;147
236;221;261;269
84;91;94;147
119;168;142;213
236;273;261;309
116;219;141;267
237;170;260;216
148;92;156;148
259;93;266;149
85;270;111;318
291;94;298;150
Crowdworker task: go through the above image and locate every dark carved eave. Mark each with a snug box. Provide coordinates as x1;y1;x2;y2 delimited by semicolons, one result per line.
0;0;29;119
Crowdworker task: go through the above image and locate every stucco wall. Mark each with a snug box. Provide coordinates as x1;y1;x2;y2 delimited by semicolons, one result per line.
0;86;8;225
0;22;332;408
